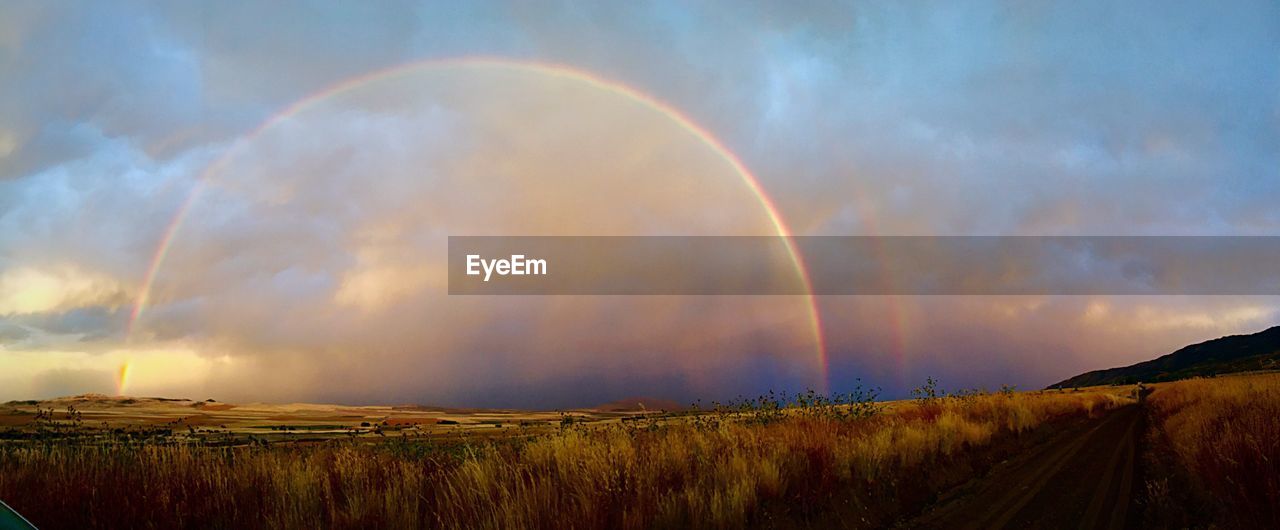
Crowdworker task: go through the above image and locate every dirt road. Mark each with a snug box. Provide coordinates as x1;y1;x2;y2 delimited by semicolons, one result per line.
906;404;1143;529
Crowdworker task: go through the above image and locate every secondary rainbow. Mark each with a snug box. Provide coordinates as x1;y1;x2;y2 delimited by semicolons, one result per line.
126;57;831;392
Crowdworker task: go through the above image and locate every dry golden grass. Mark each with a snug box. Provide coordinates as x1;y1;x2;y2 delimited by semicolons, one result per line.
1142;372;1280;529
0;388;1131;529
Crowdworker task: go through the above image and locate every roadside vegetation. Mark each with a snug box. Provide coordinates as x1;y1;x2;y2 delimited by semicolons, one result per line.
0;384;1131;529
1141;372;1280;529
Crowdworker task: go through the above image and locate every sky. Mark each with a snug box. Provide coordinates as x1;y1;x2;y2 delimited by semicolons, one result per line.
1;1;1278;407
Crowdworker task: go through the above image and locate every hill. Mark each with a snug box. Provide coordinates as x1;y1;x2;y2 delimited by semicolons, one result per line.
593;397;688;412
1052;325;1280;388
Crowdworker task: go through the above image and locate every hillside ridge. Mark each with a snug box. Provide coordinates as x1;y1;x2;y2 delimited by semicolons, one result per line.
1052;325;1280;388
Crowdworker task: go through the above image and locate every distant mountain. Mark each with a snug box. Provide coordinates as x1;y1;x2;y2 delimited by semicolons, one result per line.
1052;325;1280;388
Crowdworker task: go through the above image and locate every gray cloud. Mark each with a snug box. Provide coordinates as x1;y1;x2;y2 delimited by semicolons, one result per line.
0;322;30;343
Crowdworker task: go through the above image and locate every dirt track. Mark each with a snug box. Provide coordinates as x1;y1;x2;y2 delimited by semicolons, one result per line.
906;404;1142;529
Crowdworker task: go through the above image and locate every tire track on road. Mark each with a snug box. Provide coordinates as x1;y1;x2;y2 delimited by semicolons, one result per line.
905;404;1142;529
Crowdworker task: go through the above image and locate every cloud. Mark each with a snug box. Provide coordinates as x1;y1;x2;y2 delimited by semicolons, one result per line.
0;266;130;316
1;1;1277;404
0;3;205;178
0;322;30;343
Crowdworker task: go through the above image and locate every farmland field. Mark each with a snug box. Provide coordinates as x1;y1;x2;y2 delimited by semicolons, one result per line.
3;375;1276;529
1;386;1129;529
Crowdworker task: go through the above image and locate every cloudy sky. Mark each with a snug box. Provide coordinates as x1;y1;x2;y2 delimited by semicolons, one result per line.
2;1;1278;407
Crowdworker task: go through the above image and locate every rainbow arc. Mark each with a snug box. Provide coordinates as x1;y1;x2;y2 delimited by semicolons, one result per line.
126;57;831;392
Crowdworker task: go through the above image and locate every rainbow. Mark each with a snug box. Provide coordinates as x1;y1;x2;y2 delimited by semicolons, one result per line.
116;360;133;396
126;57;831;392
856;197;910;387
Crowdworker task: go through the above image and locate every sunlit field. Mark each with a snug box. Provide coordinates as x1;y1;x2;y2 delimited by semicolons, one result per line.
1142;372;1280;529
0;386;1131;529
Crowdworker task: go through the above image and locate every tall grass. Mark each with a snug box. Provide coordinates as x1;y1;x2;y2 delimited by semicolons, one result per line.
0;389;1130;529
1142;373;1280;529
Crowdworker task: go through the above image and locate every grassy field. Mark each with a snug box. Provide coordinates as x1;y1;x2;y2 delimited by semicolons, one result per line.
0;385;1133;529
1142;372;1280;529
